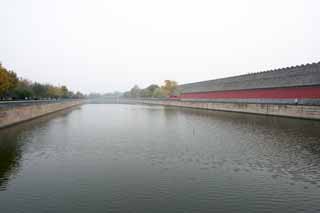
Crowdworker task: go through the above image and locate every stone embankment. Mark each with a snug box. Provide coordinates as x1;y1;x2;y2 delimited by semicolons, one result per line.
121;99;320;120
0;100;83;128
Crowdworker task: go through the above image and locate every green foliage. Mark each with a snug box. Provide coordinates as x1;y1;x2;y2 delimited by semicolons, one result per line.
32;83;48;98
161;80;178;97
124;81;178;98
75;91;85;99
0;66;10;96
0;63;84;100
12;79;34;99
129;85;141;98
152;87;166;98
0;63;18;97
61;86;69;98
140;84;160;97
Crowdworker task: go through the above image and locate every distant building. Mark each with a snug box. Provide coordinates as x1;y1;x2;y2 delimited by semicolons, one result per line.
177;62;320;105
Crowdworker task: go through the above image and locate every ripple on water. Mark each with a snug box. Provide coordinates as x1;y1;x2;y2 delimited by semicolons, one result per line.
0;104;320;213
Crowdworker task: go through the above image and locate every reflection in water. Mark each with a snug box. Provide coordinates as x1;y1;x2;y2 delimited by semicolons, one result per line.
0;108;79;190
0;104;320;213
0;128;23;190
161;106;320;184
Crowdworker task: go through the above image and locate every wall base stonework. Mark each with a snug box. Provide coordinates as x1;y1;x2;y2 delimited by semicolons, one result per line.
0;100;83;129
129;99;320;120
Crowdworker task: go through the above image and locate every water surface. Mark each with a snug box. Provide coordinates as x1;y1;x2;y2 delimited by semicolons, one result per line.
1;104;320;212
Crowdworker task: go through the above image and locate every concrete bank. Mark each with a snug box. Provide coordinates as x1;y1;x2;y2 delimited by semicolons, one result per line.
0;100;83;129
126;99;320;120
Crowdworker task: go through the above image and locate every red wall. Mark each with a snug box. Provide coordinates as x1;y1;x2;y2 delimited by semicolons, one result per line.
179;86;320;99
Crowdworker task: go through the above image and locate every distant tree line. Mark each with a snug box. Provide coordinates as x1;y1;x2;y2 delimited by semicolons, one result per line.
123;80;179;98
87;91;122;99
0;63;84;100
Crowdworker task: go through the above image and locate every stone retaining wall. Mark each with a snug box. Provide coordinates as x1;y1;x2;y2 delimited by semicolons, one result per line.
128;99;320;120
0;100;83;129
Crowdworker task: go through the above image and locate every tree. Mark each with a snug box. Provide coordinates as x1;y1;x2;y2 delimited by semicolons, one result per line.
152;87;166;98
0;63;18;98
122;81;179;98
47;86;61;99
75;91;84;99
129;85;141;98
161;80;178;97
7;71;18;91
12;79;34;99
61;86;69;98
141;84;160;97
0;65;11;97
123;91;131;98
32;83;49;98
0;62;85;100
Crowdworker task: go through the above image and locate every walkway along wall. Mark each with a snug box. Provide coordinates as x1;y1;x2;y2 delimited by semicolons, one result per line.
0;100;83;129
124;99;320;120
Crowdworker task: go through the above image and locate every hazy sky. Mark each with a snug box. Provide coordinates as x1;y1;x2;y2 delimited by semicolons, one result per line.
1;0;319;93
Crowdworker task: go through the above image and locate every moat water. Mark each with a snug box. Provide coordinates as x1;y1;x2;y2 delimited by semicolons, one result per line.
1;104;320;212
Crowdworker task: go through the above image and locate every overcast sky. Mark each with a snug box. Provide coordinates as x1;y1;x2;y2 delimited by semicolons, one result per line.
1;0;319;93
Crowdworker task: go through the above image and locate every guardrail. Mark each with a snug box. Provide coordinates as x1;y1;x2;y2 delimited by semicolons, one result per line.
0;99;84;110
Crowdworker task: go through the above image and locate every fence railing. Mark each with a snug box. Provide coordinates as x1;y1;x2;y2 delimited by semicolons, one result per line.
0;99;83;110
